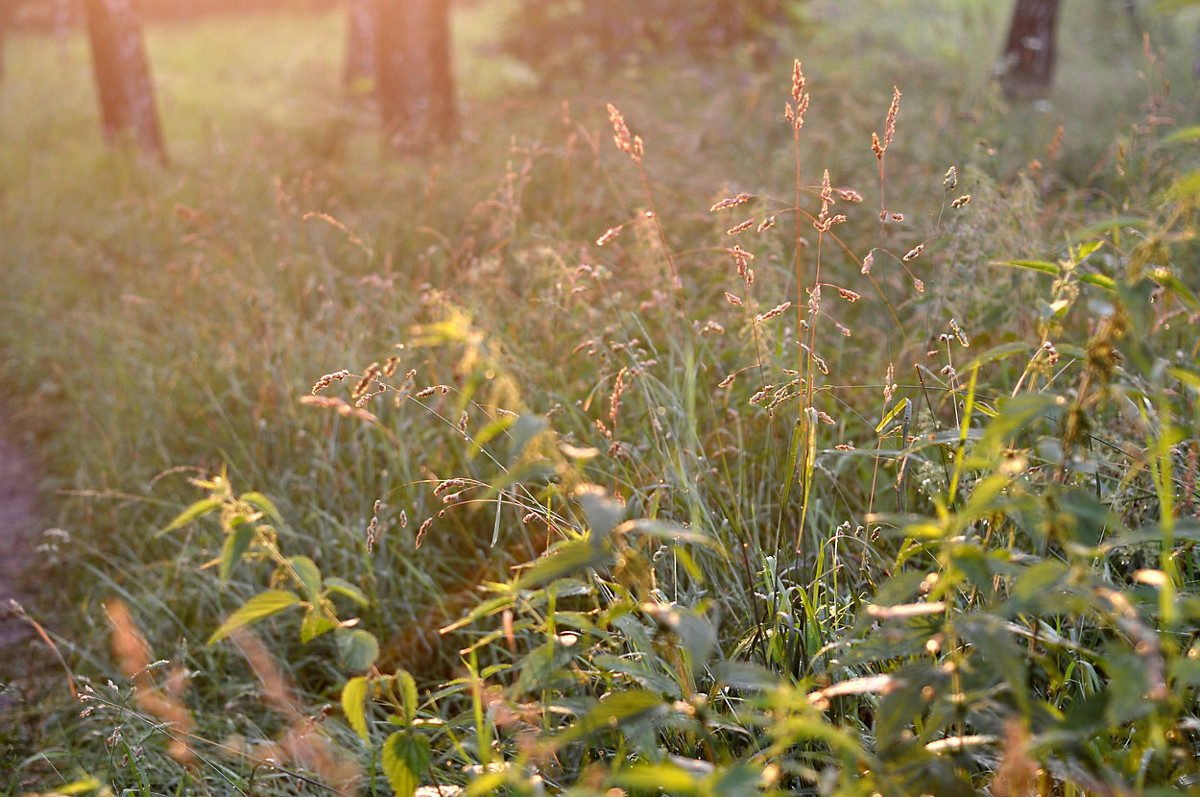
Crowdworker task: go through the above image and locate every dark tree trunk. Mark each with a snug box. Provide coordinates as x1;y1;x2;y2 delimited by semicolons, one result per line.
1000;0;1062;99
84;0;166;161
343;0;376;90
375;0;457;151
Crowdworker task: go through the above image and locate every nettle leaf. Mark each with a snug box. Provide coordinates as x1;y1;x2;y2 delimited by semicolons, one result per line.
241;491;285;527
576;485;625;539
612;762;701;793
337;628;379;672
514;540;610;591
396;668;419;726
288;555;323;602
218;523;255;583
382;729;431;797
162;496;222;533
208;590;301;644
507;413;548;463
552;689;668;749
300;606;338;643
342;676;370;743
323;577;368;606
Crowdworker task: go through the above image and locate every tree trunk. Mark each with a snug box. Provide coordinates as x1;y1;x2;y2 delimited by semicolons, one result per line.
375;0;457;151
1000;0;1062;100
84;0;166;161
343;0;376;90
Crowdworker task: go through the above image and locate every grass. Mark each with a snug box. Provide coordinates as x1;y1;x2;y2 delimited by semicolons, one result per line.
2;0;1200;794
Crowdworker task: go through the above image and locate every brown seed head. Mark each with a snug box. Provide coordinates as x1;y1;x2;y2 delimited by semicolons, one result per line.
884;86;901;149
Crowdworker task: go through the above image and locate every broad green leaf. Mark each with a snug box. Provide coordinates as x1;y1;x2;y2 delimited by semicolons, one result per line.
576;485;625;539
620;519;718;548
464;772;507;797
1149;267;1200;311
507;413;548;463
50;777;103;795
1168;367;1200;393
709;764;764;794
337;628;379;672
342;676;370;743
977;393;1061;454
218;523;255;583
993;259;1115;291
595;653;682;698
612;763;701;793
1167;169;1200;200
1164;124;1200;142
551;689;667;749
469;413;516;458
963;341;1031;372
1066;215;1150;242
161;497;222;534
996;258;1057;276
382;730;431;797
208;590;301;644
396;668;419;727
514;540;610;592
288;555;323;601
323;577;369;606
241;491;285;526
300;607;338;643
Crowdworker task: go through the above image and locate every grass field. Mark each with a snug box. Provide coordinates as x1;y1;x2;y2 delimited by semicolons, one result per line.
2;0;1200;794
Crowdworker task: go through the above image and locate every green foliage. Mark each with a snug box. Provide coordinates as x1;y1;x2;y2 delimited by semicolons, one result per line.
4;1;1200;795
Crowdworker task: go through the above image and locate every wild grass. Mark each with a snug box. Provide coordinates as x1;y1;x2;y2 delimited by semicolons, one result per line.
2;0;1200;795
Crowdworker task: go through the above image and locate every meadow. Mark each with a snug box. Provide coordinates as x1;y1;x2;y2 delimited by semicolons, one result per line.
2;0;1200;794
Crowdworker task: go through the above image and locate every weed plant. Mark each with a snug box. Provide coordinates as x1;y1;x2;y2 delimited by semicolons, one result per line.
3;2;1200;796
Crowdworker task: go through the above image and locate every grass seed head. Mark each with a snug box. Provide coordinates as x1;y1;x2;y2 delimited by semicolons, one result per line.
607;103;641;163
944;165;958;190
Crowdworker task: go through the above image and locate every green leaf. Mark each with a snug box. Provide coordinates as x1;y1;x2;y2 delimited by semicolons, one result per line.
342;676;371;743
381;730;431;797
337;628;379;672
300;607;338;643
470;413;516;458
161;497;222;534
507;413;548;463
514;540;610;592
396;668;419;726
576;485;625;539
594;654;683;699
962;341;1031;372
218;523;255;583
49;777;103;796
551;689;667;749
208;590;301;645
1066;215;1151;243
1164;124;1200;142
874;396;909;435
996;258;1057;276
288;555;323;601
1149;267;1200;311
1167;169;1200;200
612;762;701;793
241;491;285;526
993;259;1116;292
323;577;369;606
